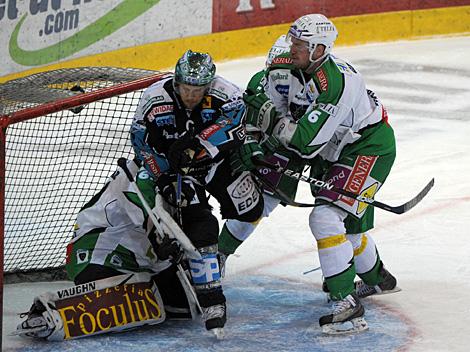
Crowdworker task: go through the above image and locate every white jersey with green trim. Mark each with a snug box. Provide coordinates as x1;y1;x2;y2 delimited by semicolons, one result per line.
73;160;149;238
274;55;386;161
71;160;170;273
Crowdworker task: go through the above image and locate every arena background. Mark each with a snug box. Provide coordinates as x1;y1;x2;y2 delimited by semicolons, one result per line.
1;0;469;83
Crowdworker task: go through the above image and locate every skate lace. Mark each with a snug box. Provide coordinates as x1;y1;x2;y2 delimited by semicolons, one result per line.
202;304;225;321
332;296;355;314
355;280;377;297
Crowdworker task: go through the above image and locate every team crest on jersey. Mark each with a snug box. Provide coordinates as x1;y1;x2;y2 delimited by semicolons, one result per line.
316;69;328;92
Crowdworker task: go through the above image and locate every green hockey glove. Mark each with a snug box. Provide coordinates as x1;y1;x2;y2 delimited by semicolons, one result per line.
243;91;278;134
260;135;281;156
230;135;264;173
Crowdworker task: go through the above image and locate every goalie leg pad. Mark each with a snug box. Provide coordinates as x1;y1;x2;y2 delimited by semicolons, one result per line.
16;273;166;340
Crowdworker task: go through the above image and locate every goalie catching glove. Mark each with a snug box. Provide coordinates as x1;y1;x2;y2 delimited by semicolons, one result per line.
243;88;279;135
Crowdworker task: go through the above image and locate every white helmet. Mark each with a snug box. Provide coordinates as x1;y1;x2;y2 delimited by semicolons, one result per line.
287;14;338;63
265;35;291;67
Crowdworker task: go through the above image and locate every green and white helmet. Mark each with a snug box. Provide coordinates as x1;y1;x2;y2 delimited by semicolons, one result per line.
174;50;216;86
266;35;291;67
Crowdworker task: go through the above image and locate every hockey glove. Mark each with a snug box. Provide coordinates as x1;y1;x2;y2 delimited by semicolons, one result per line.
156;235;184;264
167;135;203;174
243;90;278;135
260;135;281;155
230;134;264;173
156;174;195;207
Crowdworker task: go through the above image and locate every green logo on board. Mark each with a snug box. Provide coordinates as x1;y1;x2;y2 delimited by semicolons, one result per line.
9;0;160;66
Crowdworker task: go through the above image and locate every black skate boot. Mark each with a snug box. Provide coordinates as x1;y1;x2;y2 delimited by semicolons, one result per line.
202;302;226;337
355;267;401;298
197;287;227;339
319;293;368;335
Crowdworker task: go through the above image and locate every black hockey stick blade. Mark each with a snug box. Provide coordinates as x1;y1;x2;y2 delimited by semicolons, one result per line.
377;178;434;214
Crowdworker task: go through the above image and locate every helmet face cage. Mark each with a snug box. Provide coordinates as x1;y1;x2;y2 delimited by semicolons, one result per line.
287;14;338;62
174;50;216;87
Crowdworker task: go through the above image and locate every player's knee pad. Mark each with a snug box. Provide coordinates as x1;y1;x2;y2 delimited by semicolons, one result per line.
309;205;347;240
17;273;165;341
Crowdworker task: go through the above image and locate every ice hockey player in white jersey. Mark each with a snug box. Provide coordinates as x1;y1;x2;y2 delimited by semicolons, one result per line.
242;14;400;334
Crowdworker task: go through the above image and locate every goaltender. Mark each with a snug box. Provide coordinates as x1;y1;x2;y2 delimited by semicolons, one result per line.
15;159;199;340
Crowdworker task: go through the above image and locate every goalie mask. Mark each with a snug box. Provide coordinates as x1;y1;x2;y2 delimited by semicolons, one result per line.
174;50;216;87
287;14;338;64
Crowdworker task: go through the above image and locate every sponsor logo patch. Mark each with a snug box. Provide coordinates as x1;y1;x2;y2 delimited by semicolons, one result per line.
199;124;222;140
340;156;377;206
316;69;328;92
55;281;163;339
272;57;293;65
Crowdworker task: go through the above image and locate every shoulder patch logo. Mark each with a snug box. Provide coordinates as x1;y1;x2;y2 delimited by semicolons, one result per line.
316;69;328;92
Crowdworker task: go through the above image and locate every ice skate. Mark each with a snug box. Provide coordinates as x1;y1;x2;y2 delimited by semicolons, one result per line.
319;293;368;335
202;303;226;339
355;267;401;299
13;303;52;339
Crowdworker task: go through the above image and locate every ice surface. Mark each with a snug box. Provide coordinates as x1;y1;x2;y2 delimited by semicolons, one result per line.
4;35;470;351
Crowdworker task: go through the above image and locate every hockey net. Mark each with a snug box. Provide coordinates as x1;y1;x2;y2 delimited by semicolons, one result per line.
0;67;171;282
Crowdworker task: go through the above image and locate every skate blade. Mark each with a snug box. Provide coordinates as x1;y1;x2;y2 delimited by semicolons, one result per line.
10;325;48;337
322;317;368;335
376;286;402;296
211;327;225;340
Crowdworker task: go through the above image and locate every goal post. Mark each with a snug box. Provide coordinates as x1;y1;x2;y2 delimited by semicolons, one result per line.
0;67;170;345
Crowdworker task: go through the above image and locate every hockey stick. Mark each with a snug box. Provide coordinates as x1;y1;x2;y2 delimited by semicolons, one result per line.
250;168;317;207
117;158;202;316
117;158;201;259
253;158;434;215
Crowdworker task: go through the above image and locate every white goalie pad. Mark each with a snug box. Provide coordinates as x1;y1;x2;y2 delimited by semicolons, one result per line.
16;273;166;341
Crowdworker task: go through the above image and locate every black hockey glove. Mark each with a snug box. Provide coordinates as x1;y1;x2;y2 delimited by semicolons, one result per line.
156;174;195;207
156;235;184;264
167;135;203;174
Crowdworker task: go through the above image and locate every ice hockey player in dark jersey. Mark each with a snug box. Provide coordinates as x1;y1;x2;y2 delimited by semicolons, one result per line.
130;50;264;337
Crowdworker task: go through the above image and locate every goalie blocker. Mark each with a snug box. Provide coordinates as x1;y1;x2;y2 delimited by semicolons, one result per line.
15;273;166;340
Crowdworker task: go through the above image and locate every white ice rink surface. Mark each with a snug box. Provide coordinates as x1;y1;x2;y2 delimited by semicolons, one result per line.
4;35;470;351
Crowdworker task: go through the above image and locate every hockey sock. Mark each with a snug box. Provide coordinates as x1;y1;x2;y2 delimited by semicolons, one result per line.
356;256;383;287
218;223;243;255
324;265;356;300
